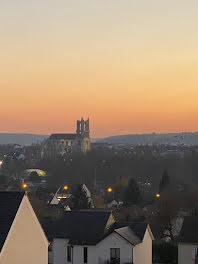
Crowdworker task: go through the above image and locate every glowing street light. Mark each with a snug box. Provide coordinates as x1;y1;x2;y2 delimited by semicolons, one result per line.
22;183;28;189
107;187;113;193
156;193;160;198
63;185;68;190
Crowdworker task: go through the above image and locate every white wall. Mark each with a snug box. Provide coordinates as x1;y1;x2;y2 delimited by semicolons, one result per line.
133;228;152;264
178;243;198;264
52;228;153;264
0;196;48;264
53;232;133;264
53;238;69;264
96;232;133;264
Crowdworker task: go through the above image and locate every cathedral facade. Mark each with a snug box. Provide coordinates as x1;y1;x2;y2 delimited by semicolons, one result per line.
41;118;91;158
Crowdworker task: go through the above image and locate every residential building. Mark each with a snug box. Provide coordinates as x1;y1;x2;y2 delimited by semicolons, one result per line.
42;210;154;264
0;191;48;264
49;184;92;209
178;216;198;264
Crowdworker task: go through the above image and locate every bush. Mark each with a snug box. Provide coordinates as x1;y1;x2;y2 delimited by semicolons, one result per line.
153;242;178;264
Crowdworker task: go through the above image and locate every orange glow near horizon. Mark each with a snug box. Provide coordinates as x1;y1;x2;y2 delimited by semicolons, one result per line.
1;1;198;138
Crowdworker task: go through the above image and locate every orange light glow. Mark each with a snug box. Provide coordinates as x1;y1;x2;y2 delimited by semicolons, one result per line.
22;183;28;189
63;185;68;190
156;193;160;198
107;187;113;193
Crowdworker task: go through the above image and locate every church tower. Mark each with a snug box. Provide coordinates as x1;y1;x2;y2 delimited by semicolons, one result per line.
76;118;91;153
76;118;90;138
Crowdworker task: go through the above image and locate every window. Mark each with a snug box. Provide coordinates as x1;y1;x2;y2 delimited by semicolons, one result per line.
192;247;197;260
84;247;88;263
110;248;120;264
67;246;72;262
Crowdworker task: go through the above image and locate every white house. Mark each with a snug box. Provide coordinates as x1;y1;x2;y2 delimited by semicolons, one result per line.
42;210;154;264
0;191;48;264
178;216;198;264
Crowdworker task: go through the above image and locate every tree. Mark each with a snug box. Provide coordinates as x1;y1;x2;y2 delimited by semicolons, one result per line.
92;194;104;208
0;174;6;185
153;191;181;241
71;185;91;210
29;171;40;183
123;178;141;206
159;170;170;193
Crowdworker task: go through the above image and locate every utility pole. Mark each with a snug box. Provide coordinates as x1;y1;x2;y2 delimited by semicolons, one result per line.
94;167;97;193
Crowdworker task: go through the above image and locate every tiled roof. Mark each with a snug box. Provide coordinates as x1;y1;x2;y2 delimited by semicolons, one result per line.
49;134;77;140
0;192;24;251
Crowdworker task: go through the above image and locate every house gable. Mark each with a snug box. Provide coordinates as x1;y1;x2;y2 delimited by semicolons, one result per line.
96;231;133;264
133;227;153;264
0;191;24;251
0;195;48;264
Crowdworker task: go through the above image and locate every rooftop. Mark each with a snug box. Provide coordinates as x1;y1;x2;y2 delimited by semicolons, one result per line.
41;210;149;246
49;134;77;140
0;191;24;251
179;216;198;243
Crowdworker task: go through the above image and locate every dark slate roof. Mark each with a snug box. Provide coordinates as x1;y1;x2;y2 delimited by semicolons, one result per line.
41;211;149;246
41;211;112;244
108;222;148;245
0;192;24;251
49;134;77;140
179;216;198;243
115;226;141;245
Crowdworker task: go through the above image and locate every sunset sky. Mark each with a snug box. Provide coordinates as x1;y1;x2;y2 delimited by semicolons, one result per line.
0;0;198;138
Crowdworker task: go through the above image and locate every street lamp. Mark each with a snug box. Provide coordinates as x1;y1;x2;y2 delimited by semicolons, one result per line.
107;187;115;200
94;160;112;193
22;183;28;190
156;193;160;198
107;187;113;193
63;185;68;190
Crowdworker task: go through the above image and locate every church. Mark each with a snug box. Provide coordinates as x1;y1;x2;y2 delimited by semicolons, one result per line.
41;118;91;158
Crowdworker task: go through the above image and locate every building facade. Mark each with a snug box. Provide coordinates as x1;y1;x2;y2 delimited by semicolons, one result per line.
42;211;154;264
41;118;91;158
0;192;48;264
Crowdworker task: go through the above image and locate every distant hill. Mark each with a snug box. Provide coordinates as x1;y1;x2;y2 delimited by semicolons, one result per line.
96;132;198;146
0;134;49;146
